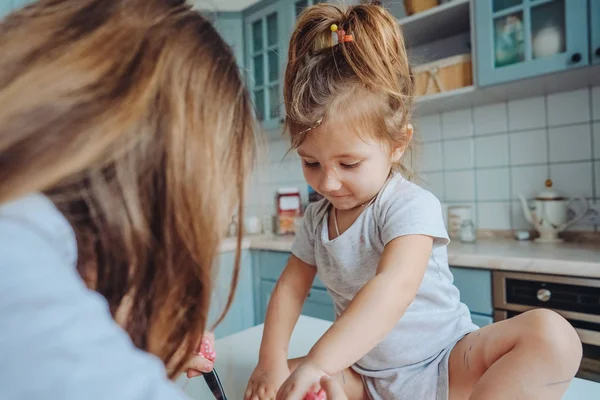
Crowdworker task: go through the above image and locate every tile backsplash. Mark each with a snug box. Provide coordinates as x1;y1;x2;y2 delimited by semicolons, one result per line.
247;87;600;233
416;87;599;232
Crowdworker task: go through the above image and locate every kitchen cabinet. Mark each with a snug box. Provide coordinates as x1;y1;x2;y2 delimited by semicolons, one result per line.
253;250;335;324
450;266;494;327
591;0;600;65
475;0;589;87
208;250;256;339
0;0;34;17
212;12;245;70
244;0;286;128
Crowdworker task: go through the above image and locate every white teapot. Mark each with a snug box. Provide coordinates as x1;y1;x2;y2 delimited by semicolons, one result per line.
518;179;588;243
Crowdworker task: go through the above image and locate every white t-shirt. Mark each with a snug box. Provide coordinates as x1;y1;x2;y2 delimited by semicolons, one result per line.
292;174;478;373
0;194;189;399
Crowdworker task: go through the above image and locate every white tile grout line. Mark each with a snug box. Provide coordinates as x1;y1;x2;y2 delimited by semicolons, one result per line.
590;89;598;232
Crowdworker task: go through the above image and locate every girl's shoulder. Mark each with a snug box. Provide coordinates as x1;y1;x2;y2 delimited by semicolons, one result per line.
376;174;442;214
0;193;77;267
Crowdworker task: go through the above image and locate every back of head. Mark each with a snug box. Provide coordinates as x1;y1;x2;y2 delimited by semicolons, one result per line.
0;0;255;376
284;2;414;175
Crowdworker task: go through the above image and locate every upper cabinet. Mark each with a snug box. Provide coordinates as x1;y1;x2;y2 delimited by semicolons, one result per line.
212;13;245;69
245;1;286;128
591;0;600;65
0;0;35;18
475;0;589;87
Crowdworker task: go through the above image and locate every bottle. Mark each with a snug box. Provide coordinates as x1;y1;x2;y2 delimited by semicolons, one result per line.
459;219;477;243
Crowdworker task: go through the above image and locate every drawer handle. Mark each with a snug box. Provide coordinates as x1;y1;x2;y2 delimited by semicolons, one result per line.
571;53;582;63
307;292;312;298
537;288;551;302
596;48;600;58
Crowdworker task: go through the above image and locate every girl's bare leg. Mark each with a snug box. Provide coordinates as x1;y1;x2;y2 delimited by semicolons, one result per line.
448;309;582;400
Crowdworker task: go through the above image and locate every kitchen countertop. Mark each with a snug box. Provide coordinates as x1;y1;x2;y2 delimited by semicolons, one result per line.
220;235;600;278
177;316;600;400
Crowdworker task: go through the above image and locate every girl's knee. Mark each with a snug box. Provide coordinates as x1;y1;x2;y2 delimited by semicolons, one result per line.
519;309;582;367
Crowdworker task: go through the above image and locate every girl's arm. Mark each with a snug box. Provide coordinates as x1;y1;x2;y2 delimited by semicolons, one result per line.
305;234;432;374
258;255;317;367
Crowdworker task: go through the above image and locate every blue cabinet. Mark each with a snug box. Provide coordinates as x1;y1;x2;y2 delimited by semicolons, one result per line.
450;266;494;327
209;251;256;339
591;0;600;65
475;0;589;86
0;0;35;17
253;250;335;324
212;13;245;69
244;0;286;128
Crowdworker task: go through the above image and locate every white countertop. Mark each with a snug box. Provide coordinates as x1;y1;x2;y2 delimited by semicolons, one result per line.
220;235;600;278
177;316;600;400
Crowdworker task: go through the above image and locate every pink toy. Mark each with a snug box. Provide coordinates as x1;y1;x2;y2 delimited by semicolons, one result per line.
304;389;325;400
199;337;217;362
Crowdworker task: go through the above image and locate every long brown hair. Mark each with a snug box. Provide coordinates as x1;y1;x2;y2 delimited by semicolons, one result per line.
0;0;255;377
284;2;415;177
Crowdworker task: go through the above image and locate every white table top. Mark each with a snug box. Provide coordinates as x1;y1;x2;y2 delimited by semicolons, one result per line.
177;316;600;399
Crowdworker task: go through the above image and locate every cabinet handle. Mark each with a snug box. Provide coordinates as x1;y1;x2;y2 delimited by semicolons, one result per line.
536;288;551;302
571;53;582;63
595;48;600;58
307;292;312;298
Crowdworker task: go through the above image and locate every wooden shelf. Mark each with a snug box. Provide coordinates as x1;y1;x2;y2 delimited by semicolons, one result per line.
399;0;471;48
414;65;600;116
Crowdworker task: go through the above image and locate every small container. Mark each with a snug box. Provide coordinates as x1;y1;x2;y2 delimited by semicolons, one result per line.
404;0;438;15
276;188;302;235
459;219;477;243
262;214;274;237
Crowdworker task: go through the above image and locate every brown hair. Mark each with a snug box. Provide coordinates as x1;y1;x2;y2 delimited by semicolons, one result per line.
284;2;415;177
0;0;255;378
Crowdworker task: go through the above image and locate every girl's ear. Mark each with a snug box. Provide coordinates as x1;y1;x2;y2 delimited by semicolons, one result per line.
391;124;413;162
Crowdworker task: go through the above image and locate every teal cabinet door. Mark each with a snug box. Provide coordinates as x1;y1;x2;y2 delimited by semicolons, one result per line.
212;13;245;69
245;1;286;128
475;0;589;86
210;251;255;339
470;313;494;328
258;281;335;323
1;0;34;18
591;0;600;65
303;287;335;322
450;266;493;316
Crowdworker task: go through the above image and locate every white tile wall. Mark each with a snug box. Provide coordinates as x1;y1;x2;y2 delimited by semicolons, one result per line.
594;122;600;159
474;103;507;135
547;89;590;127
443;138;474;169
508;96;546;131
595;161;600;198
509;129;548;165
550;162;594;198
475;134;509;167
441;109;473;139
476;168;510;201
593;87;600;121
477;202;512;230
510;165;548;199
444;170;475;202
420;142;444;172
249;86;600;232
417;114;442;142
548;124;592;163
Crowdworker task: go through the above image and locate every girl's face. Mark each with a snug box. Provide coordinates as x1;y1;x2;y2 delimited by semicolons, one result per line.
297;124;409;211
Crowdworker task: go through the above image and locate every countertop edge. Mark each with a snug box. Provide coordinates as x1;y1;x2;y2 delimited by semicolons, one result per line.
219;236;600;278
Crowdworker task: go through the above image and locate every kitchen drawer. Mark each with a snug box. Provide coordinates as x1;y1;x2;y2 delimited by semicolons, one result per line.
257;281;335;323
470;312;493;328
450;266;493;316
256;250;326;289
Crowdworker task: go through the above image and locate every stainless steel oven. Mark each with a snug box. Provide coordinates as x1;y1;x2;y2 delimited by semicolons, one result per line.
493;271;600;383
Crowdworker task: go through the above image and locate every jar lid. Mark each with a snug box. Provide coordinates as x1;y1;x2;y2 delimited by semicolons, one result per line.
536;179;563;200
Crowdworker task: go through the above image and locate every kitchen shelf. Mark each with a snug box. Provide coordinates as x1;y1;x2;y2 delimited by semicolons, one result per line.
399;0;471;48
414;64;600;116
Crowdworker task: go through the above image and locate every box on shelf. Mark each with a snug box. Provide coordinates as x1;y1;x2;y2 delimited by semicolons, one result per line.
414;54;472;97
404;0;438;15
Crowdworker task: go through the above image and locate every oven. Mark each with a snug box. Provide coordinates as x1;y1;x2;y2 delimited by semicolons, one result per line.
493;271;600;383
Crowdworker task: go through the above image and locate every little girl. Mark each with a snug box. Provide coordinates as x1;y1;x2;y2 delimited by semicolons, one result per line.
245;3;582;400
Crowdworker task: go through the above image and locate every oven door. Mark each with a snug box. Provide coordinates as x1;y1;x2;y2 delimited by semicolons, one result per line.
493;271;600;383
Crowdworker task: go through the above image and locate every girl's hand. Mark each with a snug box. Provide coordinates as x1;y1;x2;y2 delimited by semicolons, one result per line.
275;361;326;400
245;360;290;400
186;332;216;378
319;375;347;400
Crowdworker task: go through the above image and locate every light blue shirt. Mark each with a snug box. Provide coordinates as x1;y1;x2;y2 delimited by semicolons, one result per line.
0;194;190;399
